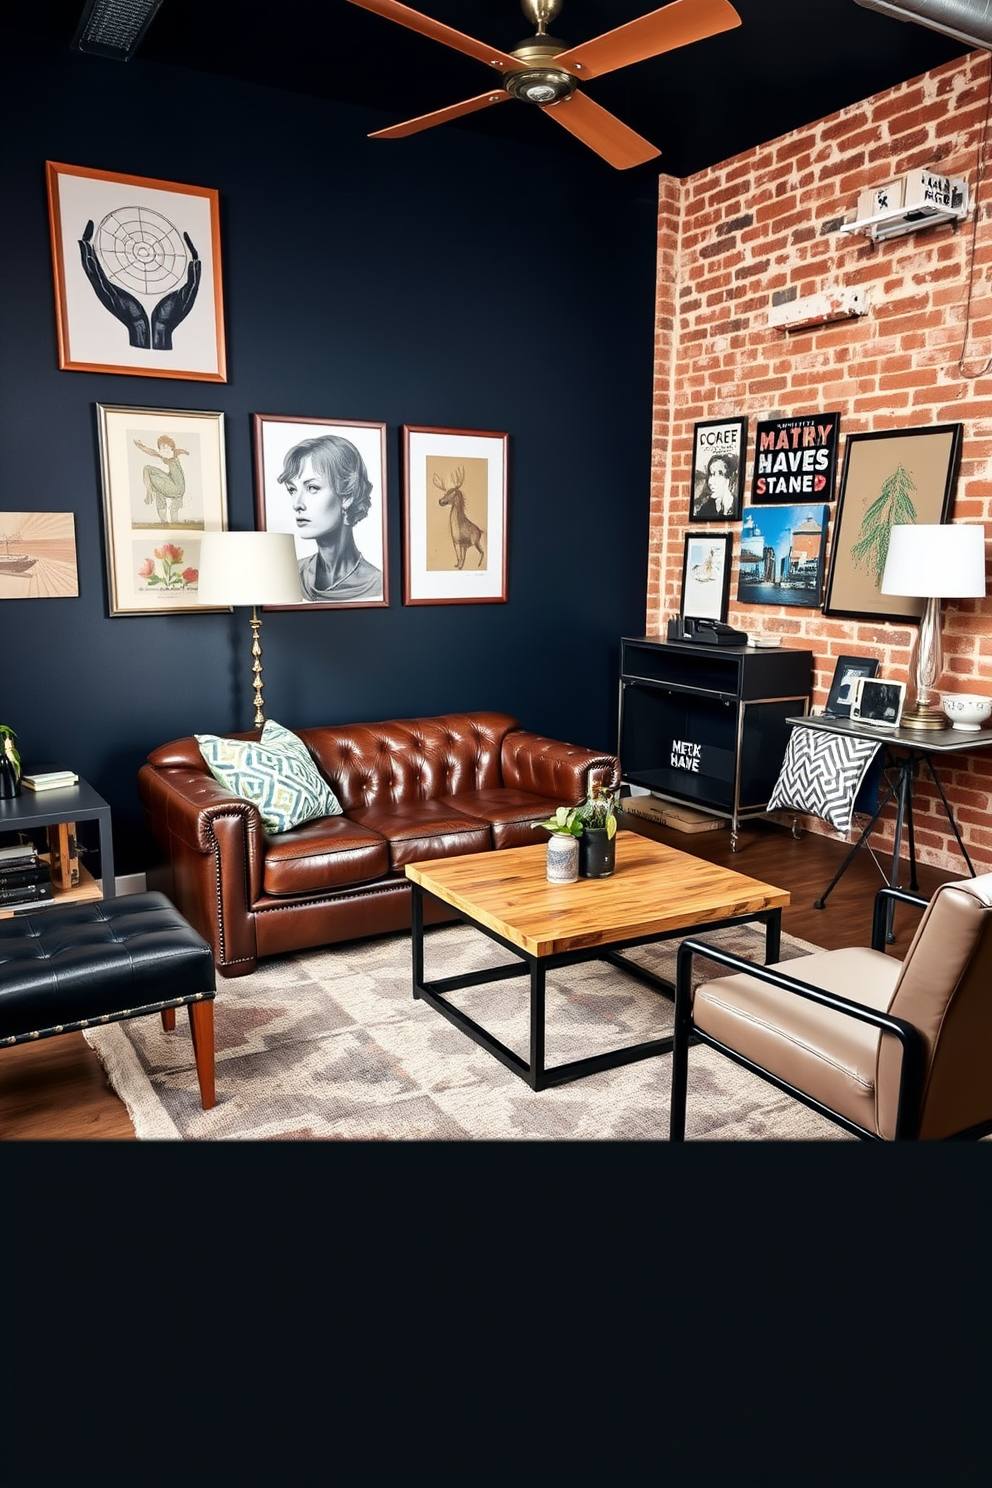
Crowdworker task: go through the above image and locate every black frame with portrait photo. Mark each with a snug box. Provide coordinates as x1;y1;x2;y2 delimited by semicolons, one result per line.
690;416;748;523
823;654;880;719
252;412;389;610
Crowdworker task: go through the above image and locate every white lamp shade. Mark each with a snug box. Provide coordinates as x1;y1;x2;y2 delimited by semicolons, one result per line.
880;523;987;599
196;530;302;606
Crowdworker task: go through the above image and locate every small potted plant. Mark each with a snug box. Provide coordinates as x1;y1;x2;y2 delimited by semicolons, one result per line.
578;779;621;879
0;724;21;798
533;804;583;883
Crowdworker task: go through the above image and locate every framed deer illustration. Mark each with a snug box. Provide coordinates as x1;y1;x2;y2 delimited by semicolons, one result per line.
401;426;508;605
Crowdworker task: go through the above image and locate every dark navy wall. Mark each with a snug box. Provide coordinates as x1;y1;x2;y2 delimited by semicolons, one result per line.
0;42;657;875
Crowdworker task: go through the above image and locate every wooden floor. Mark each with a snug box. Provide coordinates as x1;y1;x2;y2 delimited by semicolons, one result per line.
0;814;963;1141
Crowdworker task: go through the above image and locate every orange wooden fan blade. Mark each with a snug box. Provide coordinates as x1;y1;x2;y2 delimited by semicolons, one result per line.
555;0;741;81
542;89;660;169
370;90;511;138
345;0;521;73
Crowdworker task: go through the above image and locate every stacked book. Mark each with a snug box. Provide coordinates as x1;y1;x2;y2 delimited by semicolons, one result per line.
20;769;79;792
0;842;53;908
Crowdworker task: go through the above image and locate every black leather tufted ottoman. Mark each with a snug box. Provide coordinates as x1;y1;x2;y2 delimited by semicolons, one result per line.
0;891;216;1111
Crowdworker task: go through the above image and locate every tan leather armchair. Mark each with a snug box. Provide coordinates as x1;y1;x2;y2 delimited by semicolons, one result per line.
670;874;992;1142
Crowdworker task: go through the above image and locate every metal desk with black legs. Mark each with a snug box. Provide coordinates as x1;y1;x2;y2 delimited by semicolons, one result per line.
785;714;992;938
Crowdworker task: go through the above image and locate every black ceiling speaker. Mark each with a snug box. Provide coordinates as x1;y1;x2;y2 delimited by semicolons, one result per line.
71;0;165;60
853;0;992;50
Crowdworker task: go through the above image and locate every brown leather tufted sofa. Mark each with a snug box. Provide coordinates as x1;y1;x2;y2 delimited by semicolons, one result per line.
139;711;619;978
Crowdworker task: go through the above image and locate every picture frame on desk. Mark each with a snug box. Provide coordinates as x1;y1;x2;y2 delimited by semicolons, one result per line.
822;423;962;621
680;531;732;624
850;677;907;731
823;655;880;719
45;161;227;383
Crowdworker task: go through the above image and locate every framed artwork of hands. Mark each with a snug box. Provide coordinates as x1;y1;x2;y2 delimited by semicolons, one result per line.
45;161;227;382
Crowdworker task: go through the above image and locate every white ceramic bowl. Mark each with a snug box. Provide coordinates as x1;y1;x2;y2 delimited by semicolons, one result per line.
941;694;992;731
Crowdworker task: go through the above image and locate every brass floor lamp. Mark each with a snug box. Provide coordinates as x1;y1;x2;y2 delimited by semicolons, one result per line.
197;531;302;729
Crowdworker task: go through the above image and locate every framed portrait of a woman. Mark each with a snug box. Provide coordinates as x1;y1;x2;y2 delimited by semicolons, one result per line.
252;413;389;609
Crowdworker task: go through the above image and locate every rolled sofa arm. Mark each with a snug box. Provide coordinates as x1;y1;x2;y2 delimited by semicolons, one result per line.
500;730;620;805
138;757;266;976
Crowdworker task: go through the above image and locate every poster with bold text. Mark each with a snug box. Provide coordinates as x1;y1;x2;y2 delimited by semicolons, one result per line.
751;413;841;503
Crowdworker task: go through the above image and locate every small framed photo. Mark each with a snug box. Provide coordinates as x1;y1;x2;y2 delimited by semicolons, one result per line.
402;426;508;605
680;531;732;623
823;423;962;621
690;416;748;522
46;161;226;382
252;414;388;609
96;404;229;616
850;677;906;730
824;655;880;718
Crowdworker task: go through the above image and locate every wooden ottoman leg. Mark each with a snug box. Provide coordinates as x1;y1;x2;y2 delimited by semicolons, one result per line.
160;1008;177;1031
187;1000;216;1110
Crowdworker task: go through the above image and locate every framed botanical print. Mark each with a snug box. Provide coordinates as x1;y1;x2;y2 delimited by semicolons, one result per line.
252;414;389;609
402;426;508;604
680;531;732;623
822;424;962;621
46;161;226;382
690;416;748;522
96;404;229;615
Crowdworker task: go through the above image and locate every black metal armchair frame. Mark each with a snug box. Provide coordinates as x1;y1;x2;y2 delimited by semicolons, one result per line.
671;886;943;1143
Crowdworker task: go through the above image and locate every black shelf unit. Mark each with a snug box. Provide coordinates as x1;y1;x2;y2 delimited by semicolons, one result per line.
618;636;813;847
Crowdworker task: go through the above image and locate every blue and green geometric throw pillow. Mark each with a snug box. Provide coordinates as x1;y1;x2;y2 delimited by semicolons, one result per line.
195;719;343;834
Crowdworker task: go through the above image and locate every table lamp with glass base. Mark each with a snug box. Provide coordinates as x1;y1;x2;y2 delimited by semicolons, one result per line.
880;523;987;731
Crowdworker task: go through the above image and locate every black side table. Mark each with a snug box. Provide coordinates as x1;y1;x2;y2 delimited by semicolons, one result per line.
0;777;115;912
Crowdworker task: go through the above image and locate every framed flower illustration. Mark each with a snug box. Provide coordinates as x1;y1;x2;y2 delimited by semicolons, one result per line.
96;404;229;615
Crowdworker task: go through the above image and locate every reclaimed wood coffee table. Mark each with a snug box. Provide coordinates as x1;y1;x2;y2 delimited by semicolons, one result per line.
405;833;789;1091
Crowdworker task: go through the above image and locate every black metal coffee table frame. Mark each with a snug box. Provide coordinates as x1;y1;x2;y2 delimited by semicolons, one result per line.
410;884;783;1092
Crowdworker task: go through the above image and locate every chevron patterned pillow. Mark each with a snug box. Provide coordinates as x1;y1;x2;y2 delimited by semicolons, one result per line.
766;726;882;835
195;719;343;834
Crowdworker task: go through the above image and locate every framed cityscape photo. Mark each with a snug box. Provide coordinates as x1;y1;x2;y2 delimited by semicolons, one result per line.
824;655;880;719
96;404;229;616
738;504;828;608
690;416;748;522
402;426;508;605
751;411;841;503
680;531;732;623
46;161;227;381
253;414;389;609
822;423;962;621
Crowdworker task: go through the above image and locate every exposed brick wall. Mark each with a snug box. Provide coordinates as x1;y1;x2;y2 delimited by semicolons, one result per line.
650;50;992;873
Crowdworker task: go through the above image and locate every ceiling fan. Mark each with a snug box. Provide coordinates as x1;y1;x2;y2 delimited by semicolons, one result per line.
345;0;742;169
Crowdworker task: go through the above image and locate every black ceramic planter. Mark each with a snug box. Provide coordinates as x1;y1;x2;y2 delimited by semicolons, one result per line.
579;826;615;878
0;756;20;798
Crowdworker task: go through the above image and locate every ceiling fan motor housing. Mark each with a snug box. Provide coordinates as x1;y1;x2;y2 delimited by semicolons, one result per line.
504;34;577;105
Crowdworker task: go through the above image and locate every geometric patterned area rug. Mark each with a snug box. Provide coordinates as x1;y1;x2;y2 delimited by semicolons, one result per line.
83;921;851;1141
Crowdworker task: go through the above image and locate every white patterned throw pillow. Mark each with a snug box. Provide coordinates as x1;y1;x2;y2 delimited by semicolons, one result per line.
195;719;343;833
766;726;882;835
